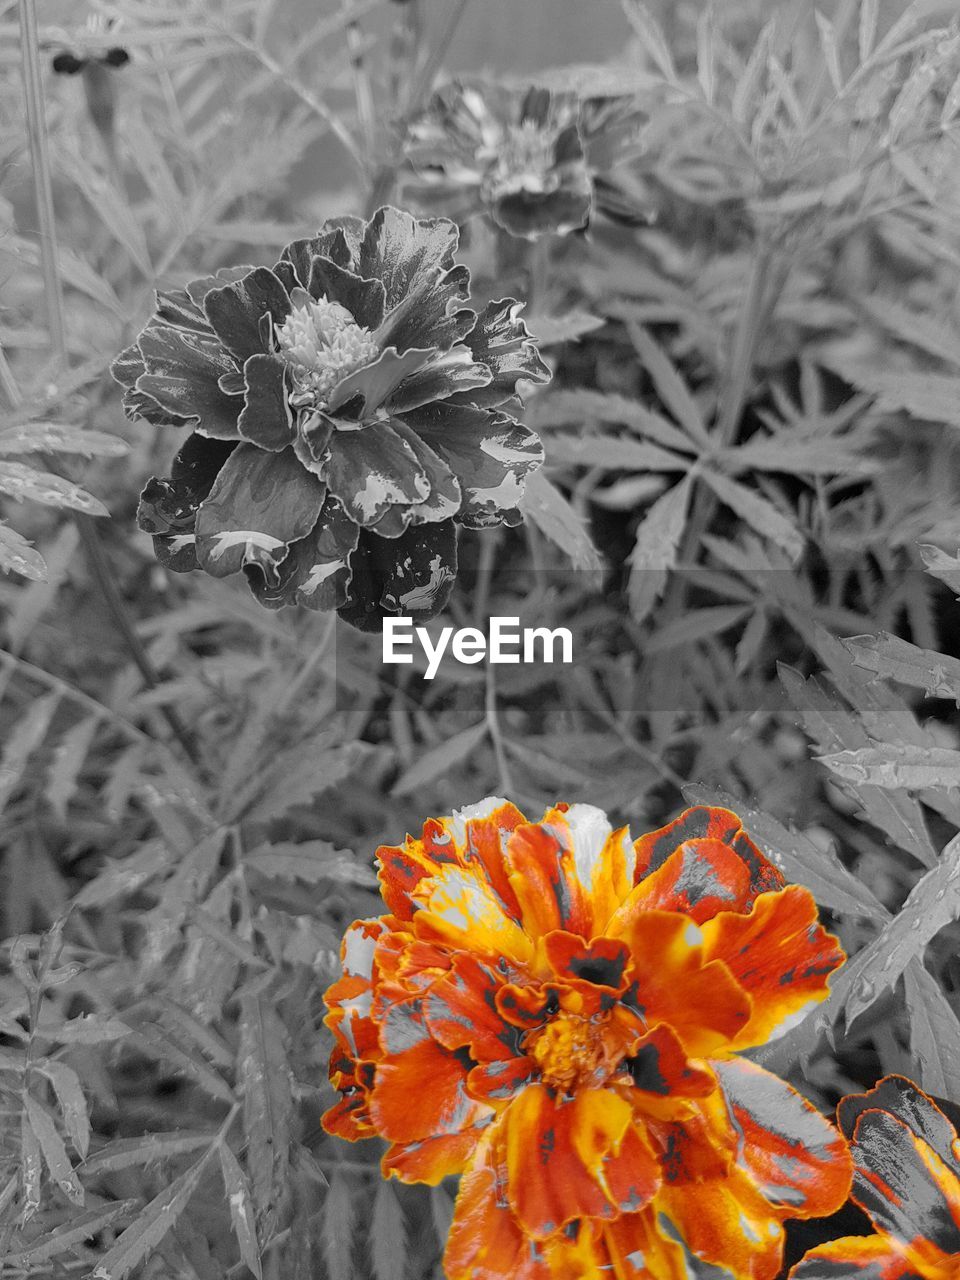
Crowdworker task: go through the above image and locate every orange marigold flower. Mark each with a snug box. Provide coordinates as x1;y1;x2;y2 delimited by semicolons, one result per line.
791;1076;960;1280
322;801;853;1279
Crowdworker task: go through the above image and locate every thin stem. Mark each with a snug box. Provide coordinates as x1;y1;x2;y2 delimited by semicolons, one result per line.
484;660;515;797
18;0;66;363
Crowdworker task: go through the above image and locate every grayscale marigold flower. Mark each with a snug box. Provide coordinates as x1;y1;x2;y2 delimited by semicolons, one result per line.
113;207;549;631
404;82;647;240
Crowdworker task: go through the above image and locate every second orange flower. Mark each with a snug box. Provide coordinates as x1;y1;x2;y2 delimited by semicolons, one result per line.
323;802;853;1279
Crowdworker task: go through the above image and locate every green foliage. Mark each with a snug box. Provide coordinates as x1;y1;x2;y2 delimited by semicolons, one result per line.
2;0;960;1274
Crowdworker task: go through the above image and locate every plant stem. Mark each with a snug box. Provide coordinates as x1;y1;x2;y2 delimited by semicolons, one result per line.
17;0;201;769
485;661;515;797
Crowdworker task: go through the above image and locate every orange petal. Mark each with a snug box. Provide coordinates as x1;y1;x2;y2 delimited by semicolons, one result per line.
630;838;755;923
369;1038;488;1142
657;1162;786;1280
412;861;533;965
542;931;631;998
377;818;461;920
645;1084;739;1184
633;806;782;905
424;952;522;1061
468;1055;538;1103
605;909;752;1056
714;1058;852;1218
838;1076;960;1175
789;1234;922;1280
599;1209;695;1279
444;1124;554;1280
624;1023;716;1102
504;1084;653;1237
700;886;844;1048
455;798;527;922
506;820;592;940
542;804;638;934
382;1122;492;1185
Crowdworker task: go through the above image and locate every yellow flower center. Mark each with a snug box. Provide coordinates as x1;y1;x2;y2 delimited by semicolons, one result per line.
527;1013;605;1092
276;295;379;408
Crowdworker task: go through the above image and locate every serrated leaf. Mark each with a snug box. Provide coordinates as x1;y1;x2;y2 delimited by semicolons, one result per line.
815;10;845;93
819;742;960;790
46;715;101;822
859;0;879;62
91;1148;212;1280
524;310;605;345
546;434;684;472
36;1060;90;1159
6;1201;137;1266
0;692;60;815
6;522;80;654
921;544;960;594
842;632;960;701
82;1132;215;1176
837;365;960;425
701;470;804;561
237;996;292;1231
520;469;603;571
392;722;488;796
620;0;676;80
0;463;108;516
370;1181;406;1280
23;1095;84;1204
831;832;960;1024
20;1112;42;1223
0;522;46;581
903;957;960;1098
626;323;710;446
682;784;889;920
244;841;375;887
36;1013;131;1045
322;1172;356;1280
627;475;692;624
219;1144;262;1280
533;388;696;454
0;423;128;458
645;605;753;654
724;438;876;476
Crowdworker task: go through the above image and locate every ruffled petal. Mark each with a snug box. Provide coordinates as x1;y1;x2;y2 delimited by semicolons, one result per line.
623;1024;716;1102
377;818;464;921
604;909;752;1057
136;433;236;572
714;1058;852;1217
633;807;783;903
202;266;291;364
504;1084;653;1237
135;323;241;437
411;861;533;967
326;347;436;417
369;420;461;534
386;346;493;414
306;254;386;330
336;519;458;631
194;444;326;585
600;1210;707;1280
656;1163;787;1280
370;1037;487;1143
359;207;460;309
789;1235;923;1280
506;819;592;938
838;1077;960;1178
626;839;756;924
700;887;844;1047
237;352;295;451
444;1125;555;1280
847;1107;960;1258
410;400;544;528
455;298;551;408
382;1123;493;1185
245;494;358;611
424;952;522;1062
324;420;429;526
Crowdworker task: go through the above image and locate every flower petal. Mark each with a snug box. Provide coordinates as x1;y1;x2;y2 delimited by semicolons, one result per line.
505;819;592;938
847;1106;960;1257
624;1024;716;1102
202;266;291;364
410;400;543;527
634;807;783;902
245;494;358;611
838;1076;960;1178
195;444;326;585
444;1124;555;1280
337;519;458;631
386;346;494;414
324;420;429;526
789;1235;924;1280
605;909;752;1056
382;1125;492;1185
137;434;236;572
600;1211;704;1280
626;839;757;924
411;862;533;967
369;420;462;534
326;346;436;417
306;254;386;330
700;887;844;1047
492;180;592;240
504;1084;654;1236
714;1058;853;1217
370;1037;487;1143
454;298;551;408
135;323;241;437
656;1164;787;1280
237;353;295;451
359;207;460;309
424;953;521;1062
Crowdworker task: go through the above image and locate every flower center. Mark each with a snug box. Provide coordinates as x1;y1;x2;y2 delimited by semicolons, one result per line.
490;120;557;194
526;1013;606;1092
275;294;379;408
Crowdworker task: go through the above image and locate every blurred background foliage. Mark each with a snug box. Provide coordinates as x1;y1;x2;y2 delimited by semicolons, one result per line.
3;0;960;1275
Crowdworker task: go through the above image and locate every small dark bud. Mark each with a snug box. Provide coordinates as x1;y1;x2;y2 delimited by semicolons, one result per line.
52;52;86;75
102;47;130;68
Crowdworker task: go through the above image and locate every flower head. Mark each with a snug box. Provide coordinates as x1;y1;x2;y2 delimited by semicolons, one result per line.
113;207;549;631
791;1076;960;1280
404;82;649;239
323;801;852;1279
